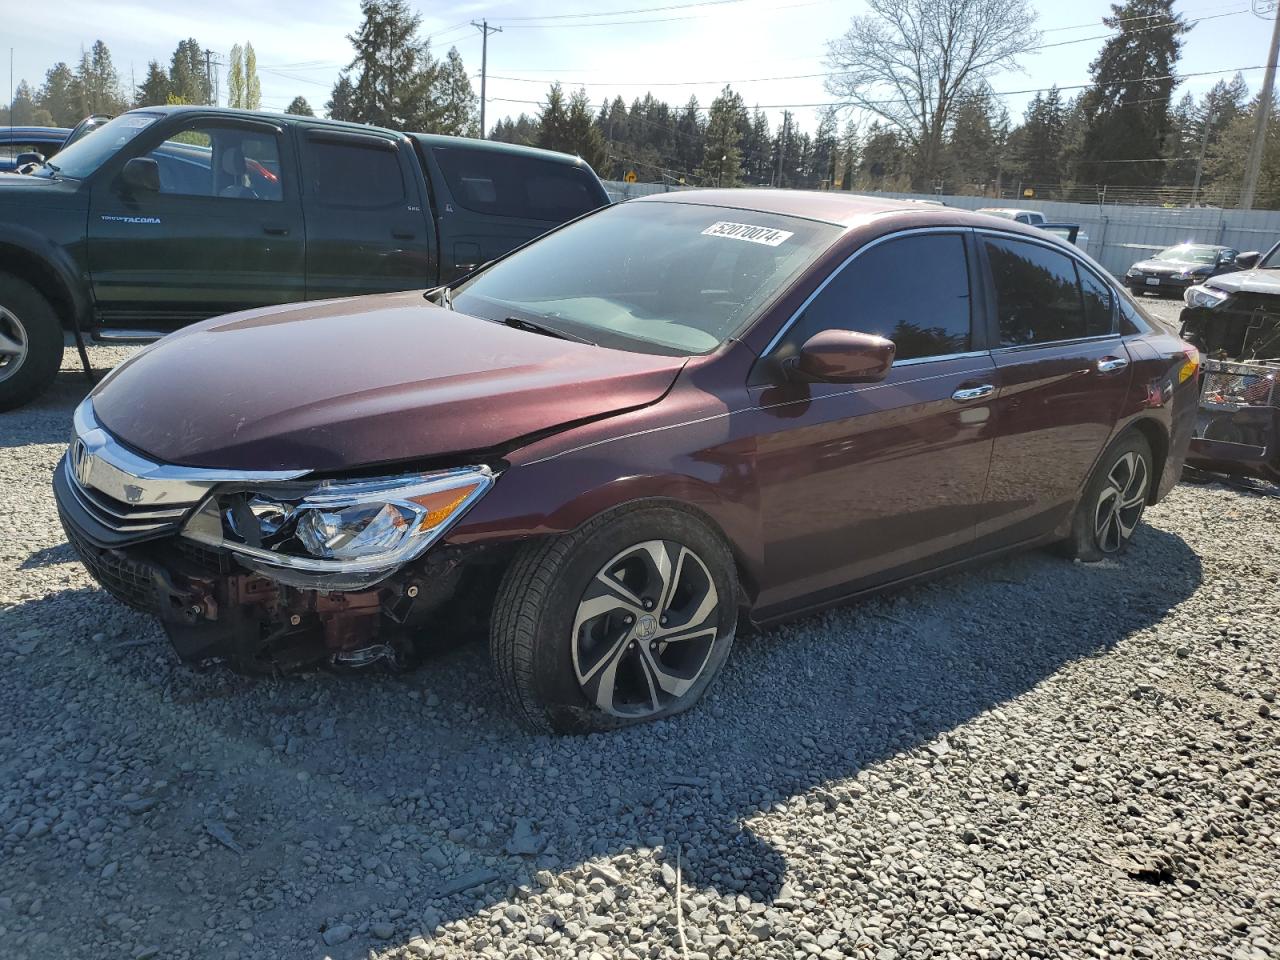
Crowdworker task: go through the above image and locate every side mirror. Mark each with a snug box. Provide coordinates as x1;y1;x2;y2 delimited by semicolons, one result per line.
1236;251;1260;269
120;156;160;194
792;329;895;384
14;151;44;167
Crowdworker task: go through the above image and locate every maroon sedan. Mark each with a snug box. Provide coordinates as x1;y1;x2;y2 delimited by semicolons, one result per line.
55;191;1200;732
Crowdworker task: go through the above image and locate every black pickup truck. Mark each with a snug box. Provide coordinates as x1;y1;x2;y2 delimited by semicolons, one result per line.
0;105;610;409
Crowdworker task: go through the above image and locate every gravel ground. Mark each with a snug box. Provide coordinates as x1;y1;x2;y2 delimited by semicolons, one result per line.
2;325;1278;960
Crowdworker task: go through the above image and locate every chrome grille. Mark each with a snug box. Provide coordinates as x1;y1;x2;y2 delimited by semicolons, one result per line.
62;400;310;545
63;458;195;538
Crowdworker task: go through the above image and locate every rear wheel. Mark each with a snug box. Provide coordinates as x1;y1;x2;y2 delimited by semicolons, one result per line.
1064;431;1153;562
490;505;738;734
0;273;64;411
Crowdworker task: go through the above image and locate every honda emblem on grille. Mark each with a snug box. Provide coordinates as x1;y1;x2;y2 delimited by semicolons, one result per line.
123;483;144;503
71;439;94;488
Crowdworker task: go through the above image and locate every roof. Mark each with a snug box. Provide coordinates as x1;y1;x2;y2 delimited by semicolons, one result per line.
632;188;937;227
408;133;593;169
0;126;71;140
126;105;404;139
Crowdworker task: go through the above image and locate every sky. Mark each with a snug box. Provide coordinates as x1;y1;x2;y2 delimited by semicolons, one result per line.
2;0;1275;141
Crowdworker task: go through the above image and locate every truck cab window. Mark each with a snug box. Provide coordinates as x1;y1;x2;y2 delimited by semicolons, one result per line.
143;126;283;201
305;139;405;207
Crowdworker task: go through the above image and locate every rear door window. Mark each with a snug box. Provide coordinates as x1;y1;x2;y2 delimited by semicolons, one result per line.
304;137;405;208
984;236;1094;346
431;146;603;221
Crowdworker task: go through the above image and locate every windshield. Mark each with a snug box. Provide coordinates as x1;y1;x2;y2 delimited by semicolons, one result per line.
30;113;158;179
451;201;839;355
1155;244;1218;264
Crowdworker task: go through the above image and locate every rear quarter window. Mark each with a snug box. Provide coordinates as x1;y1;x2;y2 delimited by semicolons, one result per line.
432;146;604;222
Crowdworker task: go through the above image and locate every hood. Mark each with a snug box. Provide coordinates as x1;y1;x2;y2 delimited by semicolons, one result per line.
1203;269;1280;296
91;291;687;472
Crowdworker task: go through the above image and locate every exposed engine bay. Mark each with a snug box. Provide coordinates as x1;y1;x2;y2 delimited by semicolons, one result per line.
1181;301;1280;484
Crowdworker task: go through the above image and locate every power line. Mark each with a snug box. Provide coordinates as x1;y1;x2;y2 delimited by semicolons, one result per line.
490;64;1268;113
499;0;750;22
485;8;1247;86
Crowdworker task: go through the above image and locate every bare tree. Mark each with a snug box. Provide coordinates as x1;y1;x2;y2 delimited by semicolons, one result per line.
825;0;1039;188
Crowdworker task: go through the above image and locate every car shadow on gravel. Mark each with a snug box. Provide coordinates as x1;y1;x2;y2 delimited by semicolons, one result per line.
6;525;1202;954
0;367;97;448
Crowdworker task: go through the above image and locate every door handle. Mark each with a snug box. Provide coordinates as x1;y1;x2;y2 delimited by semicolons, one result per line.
392;230;416;240
263;224;290;236
952;384;995;403
1096;356;1130;374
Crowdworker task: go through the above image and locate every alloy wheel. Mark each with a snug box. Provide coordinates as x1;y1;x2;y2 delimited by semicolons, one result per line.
571;539;722;718
1093;451;1149;554
0;306;28;383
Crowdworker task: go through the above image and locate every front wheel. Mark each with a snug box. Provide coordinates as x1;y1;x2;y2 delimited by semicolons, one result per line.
1063;431;1154;562
0;273;64;411
489;505;739;734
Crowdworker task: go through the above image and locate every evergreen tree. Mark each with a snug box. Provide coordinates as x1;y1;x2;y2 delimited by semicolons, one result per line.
135;61;170;109
285;96;315;117
75;41;126;115
1;82;42;126
227;45;246;109
434;47;477;136
168;39;210;105
1076;0;1191;186
1205;91;1280;206
566;88;608;172
326;75;356;121
490;113;540;146
674;97;704;181
809;106;840;188
341;0;438;129
1018;86;1067;189
701;86;746;187
37;63;79;125
245;44;261;110
838;119;859;190
537;83;572;154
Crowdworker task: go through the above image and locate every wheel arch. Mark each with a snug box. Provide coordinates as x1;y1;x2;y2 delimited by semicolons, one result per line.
1125;416;1169;504
0;233;91;331
532;479;762;614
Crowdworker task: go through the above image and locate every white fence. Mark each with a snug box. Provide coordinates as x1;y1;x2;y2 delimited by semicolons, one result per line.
600;180;1280;279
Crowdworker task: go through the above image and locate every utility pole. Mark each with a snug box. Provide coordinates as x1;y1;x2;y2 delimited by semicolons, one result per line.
1191;107;1214;206
1241;2;1280;209
204;49;213;106
472;20;502;138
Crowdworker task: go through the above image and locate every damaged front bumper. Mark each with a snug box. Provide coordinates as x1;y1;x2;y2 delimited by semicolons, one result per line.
52;411;504;672
1181;301;1280;482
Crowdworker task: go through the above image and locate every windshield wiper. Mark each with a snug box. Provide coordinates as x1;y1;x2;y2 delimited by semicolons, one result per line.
499;315;594;344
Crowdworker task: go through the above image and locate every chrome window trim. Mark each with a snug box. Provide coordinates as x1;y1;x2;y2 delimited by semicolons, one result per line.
892;349;992;367
990;333;1122;356
760;225;975;358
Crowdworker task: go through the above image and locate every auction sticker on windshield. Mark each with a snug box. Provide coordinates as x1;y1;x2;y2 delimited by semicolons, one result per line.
702;221;794;247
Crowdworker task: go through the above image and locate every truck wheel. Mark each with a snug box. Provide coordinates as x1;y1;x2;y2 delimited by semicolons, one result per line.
0;274;64;411
490;504;739;734
1062;431;1153;563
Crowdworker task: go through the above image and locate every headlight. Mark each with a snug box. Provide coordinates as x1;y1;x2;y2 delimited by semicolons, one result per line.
1183;284;1229;310
1126;267;1140;277
181;467;494;588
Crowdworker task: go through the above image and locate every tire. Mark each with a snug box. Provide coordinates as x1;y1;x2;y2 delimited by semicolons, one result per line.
1063;431;1154;562
0;273;64;412
490;504;739;734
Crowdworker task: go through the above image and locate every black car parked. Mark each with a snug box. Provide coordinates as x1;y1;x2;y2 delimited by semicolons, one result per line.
0;106;610;410
0;125;72;173
1125;243;1244;296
